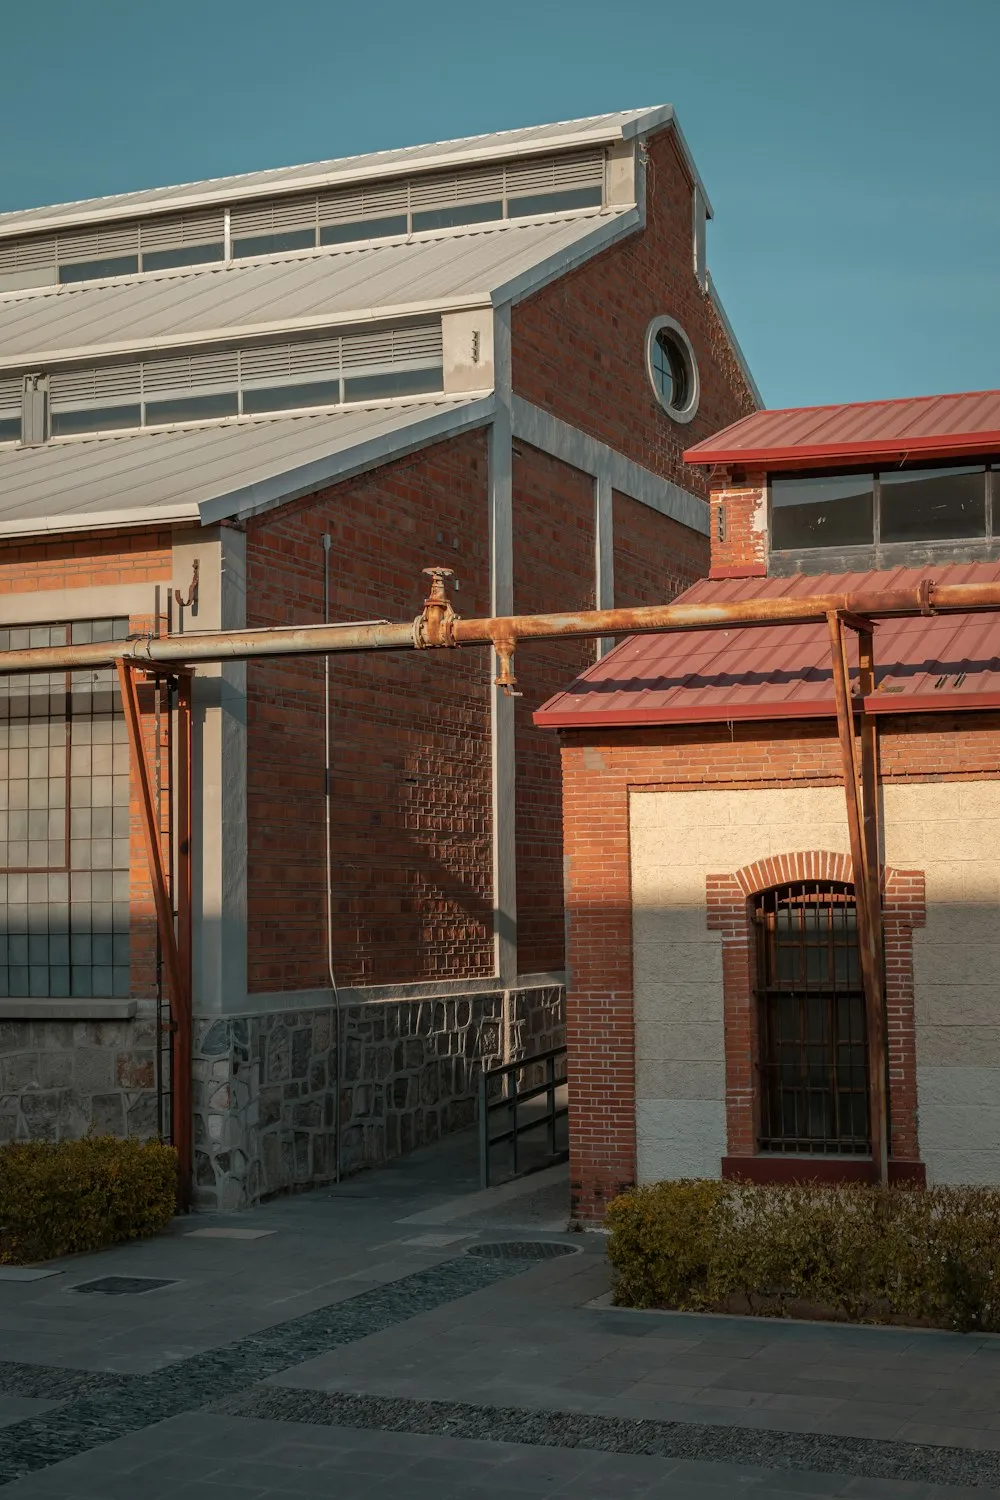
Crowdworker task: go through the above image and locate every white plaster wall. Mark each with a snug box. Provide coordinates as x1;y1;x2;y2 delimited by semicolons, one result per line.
630;786;850;1182
883;782;1000;1184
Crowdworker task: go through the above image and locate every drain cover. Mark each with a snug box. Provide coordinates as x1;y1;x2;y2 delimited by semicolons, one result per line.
466;1241;580;1261
73;1276;176;1296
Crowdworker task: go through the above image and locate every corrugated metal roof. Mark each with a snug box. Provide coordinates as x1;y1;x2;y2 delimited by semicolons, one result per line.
0;211;626;368
0;394;490;536
0;109;678;238
684;390;1000;470
534;562;1000;729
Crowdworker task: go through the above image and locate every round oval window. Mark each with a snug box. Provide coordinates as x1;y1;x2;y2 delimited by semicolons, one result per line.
645;317;699;424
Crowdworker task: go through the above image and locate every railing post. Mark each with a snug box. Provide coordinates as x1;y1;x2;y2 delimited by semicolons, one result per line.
547;1053;556;1157
511;1071;519;1179
479;1068;490;1189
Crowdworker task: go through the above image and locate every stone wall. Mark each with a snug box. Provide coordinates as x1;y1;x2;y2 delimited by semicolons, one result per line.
191;983;565;1211
0;1003;159;1145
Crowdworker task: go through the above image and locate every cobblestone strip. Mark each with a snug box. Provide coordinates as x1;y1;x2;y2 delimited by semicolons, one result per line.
218;1387;1000;1492
0;1254;527;1486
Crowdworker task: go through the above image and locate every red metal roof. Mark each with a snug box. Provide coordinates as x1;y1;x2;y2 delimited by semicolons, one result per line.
533;561;1000;731
683;389;1000;472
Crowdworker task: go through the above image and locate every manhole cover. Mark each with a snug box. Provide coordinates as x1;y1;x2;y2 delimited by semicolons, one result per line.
73;1276;176;1296
466;1241;580;1261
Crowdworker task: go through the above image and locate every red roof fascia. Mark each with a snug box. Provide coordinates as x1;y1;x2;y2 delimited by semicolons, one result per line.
536;691;1000;732
685;431;1000;472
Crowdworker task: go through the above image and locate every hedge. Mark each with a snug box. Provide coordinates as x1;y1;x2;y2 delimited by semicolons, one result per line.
606;1179;1000;1332
0;1136;177;1265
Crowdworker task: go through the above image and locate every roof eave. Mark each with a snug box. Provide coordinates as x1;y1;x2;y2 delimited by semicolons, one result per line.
684;432;1000;471
534;691;1000;731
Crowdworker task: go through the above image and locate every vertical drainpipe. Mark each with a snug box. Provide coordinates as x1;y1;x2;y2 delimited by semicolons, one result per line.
321;533;343;1183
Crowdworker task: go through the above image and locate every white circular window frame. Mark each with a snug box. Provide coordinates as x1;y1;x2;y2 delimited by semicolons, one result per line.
645;315;700;425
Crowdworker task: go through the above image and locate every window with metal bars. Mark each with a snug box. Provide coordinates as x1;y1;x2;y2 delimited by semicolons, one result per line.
753;881;870;1155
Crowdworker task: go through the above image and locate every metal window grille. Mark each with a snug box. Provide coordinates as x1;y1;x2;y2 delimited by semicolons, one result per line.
754;881;870;1154
0;620;131;1000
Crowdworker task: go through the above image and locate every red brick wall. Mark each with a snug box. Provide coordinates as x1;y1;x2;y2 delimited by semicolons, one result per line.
612;490;709;606
708;477;768;578
511;128;757;492
512;444;596;974
244;431;494;992
0;528;175;596
558;714;1000;1220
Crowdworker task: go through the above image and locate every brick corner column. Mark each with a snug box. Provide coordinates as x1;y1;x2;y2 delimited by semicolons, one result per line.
561;738;636;1222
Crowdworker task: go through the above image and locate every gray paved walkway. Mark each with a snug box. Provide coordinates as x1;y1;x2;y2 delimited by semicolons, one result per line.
3;1129;1000;1496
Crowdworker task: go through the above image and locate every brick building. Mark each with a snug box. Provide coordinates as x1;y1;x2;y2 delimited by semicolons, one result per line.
0;109;758;1205
535;390;1000;1220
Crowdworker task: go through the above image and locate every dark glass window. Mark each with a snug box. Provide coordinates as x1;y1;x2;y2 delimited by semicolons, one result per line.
771;473;874;550
342;366;443;402
0;416;20;443
232;228;316;258
651;329;690;411
242;379;341;414
755;882;869;1154
51;405;141;436
507;185;603;217
410;201;503;232
141;242;225;272
144;392;238;426
58;256;139;283
320;215;408;246
880;464;986;543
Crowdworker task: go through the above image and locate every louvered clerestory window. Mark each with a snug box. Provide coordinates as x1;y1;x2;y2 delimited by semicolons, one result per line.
0;148;607;291
7;320;444;444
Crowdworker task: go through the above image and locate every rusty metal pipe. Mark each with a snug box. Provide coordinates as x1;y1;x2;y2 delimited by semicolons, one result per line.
2;580;1000;676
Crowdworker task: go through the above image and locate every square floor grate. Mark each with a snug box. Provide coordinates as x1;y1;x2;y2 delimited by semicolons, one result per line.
72;1276;176;1296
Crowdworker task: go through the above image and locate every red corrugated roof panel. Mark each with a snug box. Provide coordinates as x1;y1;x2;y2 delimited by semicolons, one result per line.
533;561;1000;730
683;390;1000;471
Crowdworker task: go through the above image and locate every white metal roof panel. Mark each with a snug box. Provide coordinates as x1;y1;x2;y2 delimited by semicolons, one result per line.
0;110;674;238
0;211;629;369
0;395;491;537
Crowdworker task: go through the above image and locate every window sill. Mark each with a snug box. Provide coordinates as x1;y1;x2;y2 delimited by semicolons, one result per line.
721;1155;926;1187
0;999;138;1021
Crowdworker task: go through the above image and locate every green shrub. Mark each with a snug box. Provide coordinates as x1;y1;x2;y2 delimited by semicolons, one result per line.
606;1179;1000;1332
0;1136;177;1265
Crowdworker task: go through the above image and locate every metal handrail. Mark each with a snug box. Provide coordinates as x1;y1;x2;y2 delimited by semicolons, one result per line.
478;1045;568;1188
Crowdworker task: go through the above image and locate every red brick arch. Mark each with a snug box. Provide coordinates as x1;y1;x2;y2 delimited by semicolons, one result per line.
707;851;925;1179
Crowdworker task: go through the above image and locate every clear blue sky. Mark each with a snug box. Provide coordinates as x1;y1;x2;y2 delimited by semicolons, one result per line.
2;0;997;411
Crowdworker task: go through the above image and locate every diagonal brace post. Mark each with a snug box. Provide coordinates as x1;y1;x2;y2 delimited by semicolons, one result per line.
826;612;889;1185
117;660;193;1208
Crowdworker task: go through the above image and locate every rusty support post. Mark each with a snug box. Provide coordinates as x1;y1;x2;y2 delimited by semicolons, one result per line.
856;624;889;1177
174;672;194;1203
826;613;888;1185
117;660;192;1208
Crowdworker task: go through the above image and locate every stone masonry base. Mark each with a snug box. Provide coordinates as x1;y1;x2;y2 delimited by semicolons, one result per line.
191;984;564;1210
2;985;565;1213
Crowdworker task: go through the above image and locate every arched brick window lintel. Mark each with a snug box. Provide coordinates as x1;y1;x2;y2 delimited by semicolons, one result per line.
707;853;925;930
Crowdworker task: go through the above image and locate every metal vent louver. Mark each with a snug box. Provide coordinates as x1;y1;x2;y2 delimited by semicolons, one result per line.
409;166;505;209
142;349;239;394
504;148;605;196
231;195;317;237
56;223;141;262
0;235;57;273
318;181;409;224
50;363;142;404
240;337;341;383
0;376;21;412
140;210;225;252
